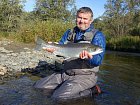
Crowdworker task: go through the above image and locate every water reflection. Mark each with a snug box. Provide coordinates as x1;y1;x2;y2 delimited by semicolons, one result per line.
0;51;140;105
97;51;140;105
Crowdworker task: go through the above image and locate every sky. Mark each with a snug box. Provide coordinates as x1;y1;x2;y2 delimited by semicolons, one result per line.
24;0;107;19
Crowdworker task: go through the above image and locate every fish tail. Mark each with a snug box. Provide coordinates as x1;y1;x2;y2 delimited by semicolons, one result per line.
35;36;46;45
34;36;46;51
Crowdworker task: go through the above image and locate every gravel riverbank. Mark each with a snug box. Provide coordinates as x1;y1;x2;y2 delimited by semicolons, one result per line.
0;39;64;79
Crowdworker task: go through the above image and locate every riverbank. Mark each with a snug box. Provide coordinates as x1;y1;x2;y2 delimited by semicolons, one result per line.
0;39;64;81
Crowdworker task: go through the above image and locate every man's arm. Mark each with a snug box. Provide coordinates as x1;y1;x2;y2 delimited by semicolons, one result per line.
88;31;106;66
59;29;70;44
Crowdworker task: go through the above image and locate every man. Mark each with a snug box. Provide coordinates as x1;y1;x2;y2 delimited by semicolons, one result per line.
34;7;106;100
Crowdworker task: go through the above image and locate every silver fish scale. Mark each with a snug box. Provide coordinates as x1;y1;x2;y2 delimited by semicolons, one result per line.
54;46;87;58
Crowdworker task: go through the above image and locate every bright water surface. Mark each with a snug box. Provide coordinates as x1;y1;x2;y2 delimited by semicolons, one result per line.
0;51;140;105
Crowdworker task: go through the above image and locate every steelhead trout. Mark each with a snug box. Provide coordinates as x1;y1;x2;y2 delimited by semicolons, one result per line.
35;37;103;58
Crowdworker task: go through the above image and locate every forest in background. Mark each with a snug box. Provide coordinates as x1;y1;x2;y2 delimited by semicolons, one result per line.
0;0;140;52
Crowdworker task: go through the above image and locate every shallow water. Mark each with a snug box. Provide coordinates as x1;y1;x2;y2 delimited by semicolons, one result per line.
97;51;140;105
0;51;140;105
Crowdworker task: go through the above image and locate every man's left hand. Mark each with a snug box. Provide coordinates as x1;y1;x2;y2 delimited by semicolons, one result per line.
79;50;93;59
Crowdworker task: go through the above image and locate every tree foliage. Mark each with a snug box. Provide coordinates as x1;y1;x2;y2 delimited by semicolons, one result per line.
34;0;76;21
0;0;76;34
0;0;25;32
99;0;140;37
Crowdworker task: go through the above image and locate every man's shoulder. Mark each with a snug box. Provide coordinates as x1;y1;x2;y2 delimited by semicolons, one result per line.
94;30;105;37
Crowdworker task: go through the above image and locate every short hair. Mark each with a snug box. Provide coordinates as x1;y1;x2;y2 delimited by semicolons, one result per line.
77;7;93;19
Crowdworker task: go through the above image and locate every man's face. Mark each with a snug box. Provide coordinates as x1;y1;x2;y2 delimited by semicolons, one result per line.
76;12;93;31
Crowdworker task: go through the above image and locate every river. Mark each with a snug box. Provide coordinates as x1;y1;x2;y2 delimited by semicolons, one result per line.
0;51;140;105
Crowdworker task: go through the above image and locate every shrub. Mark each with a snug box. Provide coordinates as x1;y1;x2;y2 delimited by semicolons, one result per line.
107;36;140;52
14;19;74;43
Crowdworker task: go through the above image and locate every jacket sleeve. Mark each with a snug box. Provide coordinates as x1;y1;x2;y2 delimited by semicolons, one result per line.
88;31;106;66
59;29;70;44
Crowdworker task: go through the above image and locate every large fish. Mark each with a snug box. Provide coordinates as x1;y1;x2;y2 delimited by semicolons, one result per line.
35;37;103;58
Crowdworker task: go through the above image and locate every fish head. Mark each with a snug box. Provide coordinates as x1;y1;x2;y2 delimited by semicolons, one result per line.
87;45;103;55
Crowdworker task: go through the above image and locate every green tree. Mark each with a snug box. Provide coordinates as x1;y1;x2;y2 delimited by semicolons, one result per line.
103;0;140;36
34;0;76;21
127;0;140;36
0;0;25;32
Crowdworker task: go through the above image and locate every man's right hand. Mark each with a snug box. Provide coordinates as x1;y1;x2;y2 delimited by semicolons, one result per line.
43;42;56;53
43;48;56;53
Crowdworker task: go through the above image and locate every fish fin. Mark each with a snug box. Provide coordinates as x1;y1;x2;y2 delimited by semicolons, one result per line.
64;57;71;61
34;36;47;51
35;36;46;45
34;44;42;51
64;57;78;61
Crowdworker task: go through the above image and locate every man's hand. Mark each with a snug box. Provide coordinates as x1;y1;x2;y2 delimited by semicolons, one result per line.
79;50;93;59
43;42;56;53
45;48;55;53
